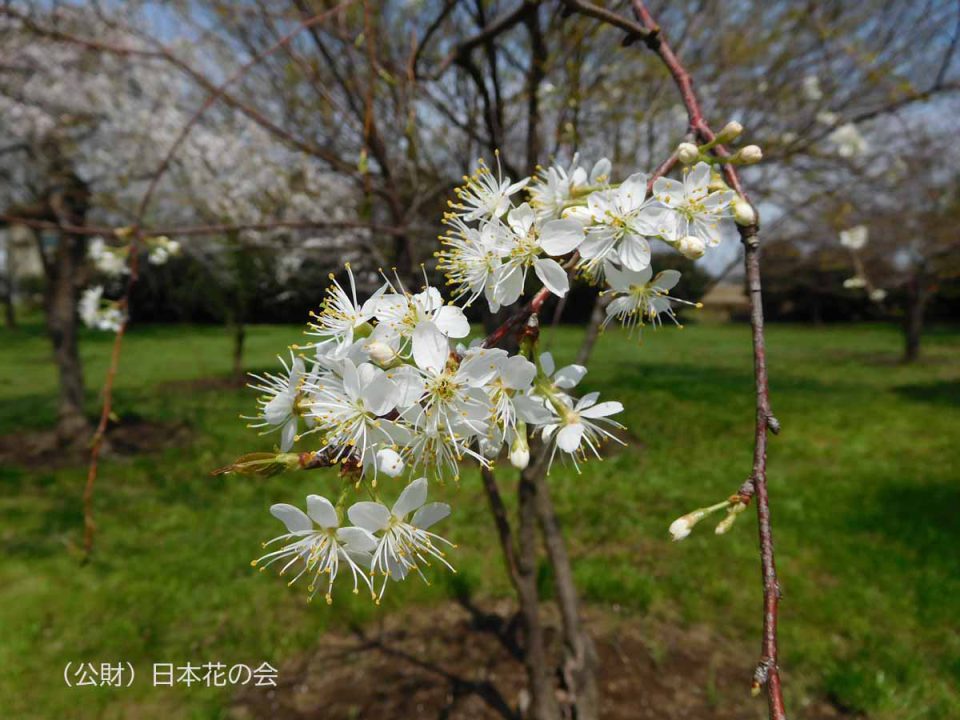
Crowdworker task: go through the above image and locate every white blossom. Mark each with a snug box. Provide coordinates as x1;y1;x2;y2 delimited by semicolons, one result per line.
603;265;697;331
246;354;307;451
654;162;734;250
570;172;671;277
347;478;453;602
839;225;868;250
254;495;377;603
449;156;528;222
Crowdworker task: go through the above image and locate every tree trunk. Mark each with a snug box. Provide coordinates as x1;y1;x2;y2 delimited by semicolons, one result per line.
518;463;561;720
2;230;16;328
232;318;246;380
903;277;929;363
535;470;599;720
44;173;92;446
45;227;89;445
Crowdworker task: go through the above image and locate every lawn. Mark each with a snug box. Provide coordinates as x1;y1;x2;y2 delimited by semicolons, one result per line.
0;318;958;719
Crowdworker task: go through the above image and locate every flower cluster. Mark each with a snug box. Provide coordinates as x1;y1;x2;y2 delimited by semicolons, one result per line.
79;286;125;332
81;235;181;332
437;153;736;330
244;146;755;602
253;478;451;604
248;264;623;483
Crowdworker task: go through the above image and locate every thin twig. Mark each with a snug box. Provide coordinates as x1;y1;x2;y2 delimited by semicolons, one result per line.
565;1;787;717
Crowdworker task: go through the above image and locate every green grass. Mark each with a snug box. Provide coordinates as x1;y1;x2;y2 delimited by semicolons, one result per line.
1;319;958;719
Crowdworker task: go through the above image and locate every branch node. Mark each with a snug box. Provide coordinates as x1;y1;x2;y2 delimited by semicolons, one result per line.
766;415;781;435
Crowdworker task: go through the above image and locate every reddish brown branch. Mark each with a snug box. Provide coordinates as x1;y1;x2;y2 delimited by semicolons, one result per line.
565;2;786;717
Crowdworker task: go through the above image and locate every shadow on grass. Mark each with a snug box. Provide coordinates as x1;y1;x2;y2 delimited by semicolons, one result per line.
849;480;960;571
892;380;960;408
596;361;835;405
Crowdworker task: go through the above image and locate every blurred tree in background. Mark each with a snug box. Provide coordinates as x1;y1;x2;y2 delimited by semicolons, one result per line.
1;0;958;410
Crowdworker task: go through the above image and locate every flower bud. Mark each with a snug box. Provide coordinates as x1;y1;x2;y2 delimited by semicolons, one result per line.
869;288;887;302
733;198;757;226
677;142;700;165
375;448;404;477
365;340;398;367
737;145;763;164
715;502;747;535
716;121;744;143
669;509;706;541
509;424;530;470
843;277;866;289
676;235;706;260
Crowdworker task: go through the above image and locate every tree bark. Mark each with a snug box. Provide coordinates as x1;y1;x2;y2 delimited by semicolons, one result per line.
2;231;15;328
518;462;561;720
44;174;92;445
230;314;246;380
903;275;929;363
535;470;599;720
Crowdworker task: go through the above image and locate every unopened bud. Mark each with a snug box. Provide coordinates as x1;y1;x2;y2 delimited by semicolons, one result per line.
669;510;706;541
676;235;706;260
375;448;404;478
715;502;747;535
716;121;744;143
509;424;530;470
733;198;757;226
869;288;887;302
737;145;763;164
365;340;399;367
677;142;700;165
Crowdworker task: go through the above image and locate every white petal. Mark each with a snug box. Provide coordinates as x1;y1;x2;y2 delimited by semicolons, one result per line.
556;423;584;452
540;351;556;377
306;494;339;529
580;401;624;418
270;503;313;534
434;305;470;338
363;372;398;416
341;360;361;400
280;417;298;451
653;177;684;206
392;477;428;518
493;263;524;307
539;219;584;256
618;235;651;272
388;365;426;407
336;526;377;553
606;297;633;317
653;270;681;291
686;162;711;195
534;258;569;297
619;172;649;211
501;355;536;390
263;391;293;426
412;321;449;374
589;158;611;184
508;202;535;235
554;364;586;389
514;395;554;424
347;501;391;532
576;391;600;409
411;502;450;530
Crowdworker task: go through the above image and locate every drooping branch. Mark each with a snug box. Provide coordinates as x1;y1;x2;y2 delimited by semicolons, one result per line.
561;2;787;718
